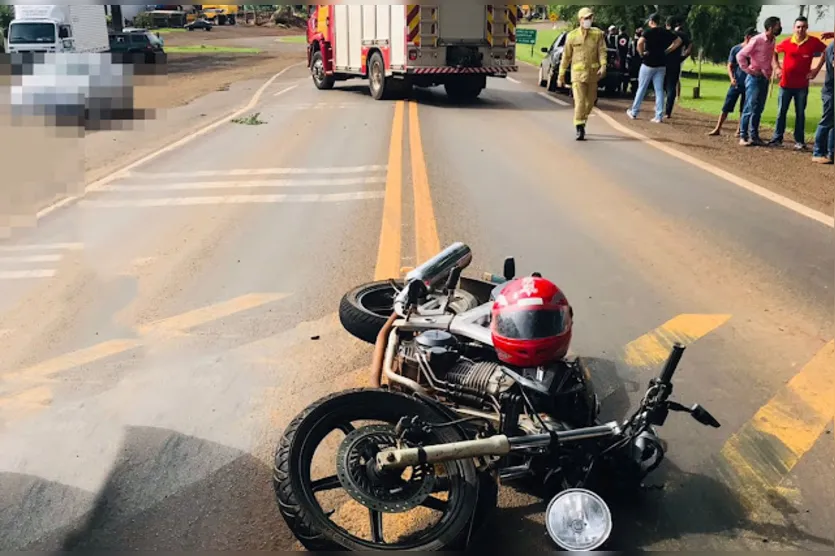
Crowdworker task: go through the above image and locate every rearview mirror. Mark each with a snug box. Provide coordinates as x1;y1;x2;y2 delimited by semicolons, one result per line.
690;404;721;428
541;47;549;53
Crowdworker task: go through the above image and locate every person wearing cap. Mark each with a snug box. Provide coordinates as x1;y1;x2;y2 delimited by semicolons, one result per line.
557;7;608;140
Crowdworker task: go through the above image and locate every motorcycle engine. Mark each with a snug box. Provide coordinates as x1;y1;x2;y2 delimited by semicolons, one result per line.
396;330;514;399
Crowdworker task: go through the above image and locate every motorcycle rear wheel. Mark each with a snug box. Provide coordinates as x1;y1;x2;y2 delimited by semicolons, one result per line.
339;280;479;344
273;388;491;551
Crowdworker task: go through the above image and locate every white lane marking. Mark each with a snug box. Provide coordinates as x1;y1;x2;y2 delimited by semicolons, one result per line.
507;76;521;84
0;243;83;252
35;62;306;221
98;177;386;192
124;166;387;179
593;108;835;228
80;191;385;208
0;254;63;263
538;92;570;106
0;270;57;279
273;84;299;97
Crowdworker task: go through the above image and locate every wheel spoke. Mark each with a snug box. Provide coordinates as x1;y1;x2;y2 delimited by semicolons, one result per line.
420;495;448;512
311;475;342;493
370;509;384;543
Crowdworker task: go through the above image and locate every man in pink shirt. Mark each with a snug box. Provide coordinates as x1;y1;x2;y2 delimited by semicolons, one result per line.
736;16;783;146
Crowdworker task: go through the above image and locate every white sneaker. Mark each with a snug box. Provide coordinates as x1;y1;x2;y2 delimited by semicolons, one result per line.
626;109;637;120
650;117;662;123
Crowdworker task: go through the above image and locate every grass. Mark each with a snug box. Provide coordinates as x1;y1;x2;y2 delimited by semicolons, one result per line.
678;59;825;139
276;35;306;44
165;45;262;54
514;25;562;66
153;27;186;34
231;112;266;125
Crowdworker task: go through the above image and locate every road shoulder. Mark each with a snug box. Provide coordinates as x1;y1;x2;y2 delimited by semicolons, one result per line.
514;62;833;217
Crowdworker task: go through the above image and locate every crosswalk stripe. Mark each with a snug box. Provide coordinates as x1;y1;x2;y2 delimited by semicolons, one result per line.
0;254;63;263
97;177;386;192
0;243;82;252
124;166;387;179
714;340;834;518
0;270;57;280
80;191;385;208
623;314;732;368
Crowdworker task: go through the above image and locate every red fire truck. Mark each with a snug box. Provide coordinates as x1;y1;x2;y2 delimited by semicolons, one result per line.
306;4;519;101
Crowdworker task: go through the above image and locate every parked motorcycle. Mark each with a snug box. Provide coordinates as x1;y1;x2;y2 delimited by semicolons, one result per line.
273;242;721;551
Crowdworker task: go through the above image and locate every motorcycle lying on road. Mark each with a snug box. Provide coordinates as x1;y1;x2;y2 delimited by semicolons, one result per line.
273;242;721;551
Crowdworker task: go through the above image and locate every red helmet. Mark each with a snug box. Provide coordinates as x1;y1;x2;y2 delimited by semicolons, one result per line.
490;276;573;368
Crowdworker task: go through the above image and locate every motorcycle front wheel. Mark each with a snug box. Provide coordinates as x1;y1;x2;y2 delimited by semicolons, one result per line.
273;388;492;551
339;280;479;344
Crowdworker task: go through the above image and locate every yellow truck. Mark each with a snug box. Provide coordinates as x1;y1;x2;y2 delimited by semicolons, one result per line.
201;5;238;25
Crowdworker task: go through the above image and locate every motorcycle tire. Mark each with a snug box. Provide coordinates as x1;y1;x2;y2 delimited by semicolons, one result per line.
273;388;492;551
339;280;480;345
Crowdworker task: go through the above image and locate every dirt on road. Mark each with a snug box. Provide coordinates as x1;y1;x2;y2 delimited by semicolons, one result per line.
595;96;834;215
134;24;306;110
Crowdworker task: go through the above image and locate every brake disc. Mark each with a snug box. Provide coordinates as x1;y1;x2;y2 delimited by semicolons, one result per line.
335;424;437;514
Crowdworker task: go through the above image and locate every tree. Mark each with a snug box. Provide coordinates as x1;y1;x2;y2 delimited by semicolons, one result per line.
0;5;13;32
813;5;832;22
686;5;760;63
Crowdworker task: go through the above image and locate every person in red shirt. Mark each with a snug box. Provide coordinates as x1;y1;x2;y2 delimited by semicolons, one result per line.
769;16;828;149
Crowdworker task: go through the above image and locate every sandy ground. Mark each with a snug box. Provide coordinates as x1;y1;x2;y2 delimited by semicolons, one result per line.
595;96;834;215
134;24;306;110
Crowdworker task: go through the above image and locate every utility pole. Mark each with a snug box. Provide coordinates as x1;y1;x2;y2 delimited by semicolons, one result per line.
110;4;123;32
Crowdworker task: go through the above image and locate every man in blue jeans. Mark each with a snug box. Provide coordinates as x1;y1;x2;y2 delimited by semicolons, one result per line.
769;17;828;150
737;16;782;146
626;13;682;123
812;39;834;164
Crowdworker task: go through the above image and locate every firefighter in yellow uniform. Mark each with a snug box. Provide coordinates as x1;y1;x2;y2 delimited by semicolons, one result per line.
557;7;607;140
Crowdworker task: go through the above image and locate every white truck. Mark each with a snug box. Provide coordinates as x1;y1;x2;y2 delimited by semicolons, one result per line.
307;4;519;101
7;5;109;54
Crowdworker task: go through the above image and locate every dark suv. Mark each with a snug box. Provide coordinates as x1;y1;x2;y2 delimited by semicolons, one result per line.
108;30;165;64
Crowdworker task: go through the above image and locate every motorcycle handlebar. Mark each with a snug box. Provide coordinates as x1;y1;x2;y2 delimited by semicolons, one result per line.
658;343;685;385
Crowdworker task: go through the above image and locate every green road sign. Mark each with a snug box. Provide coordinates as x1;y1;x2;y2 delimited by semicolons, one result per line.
516;28;537;45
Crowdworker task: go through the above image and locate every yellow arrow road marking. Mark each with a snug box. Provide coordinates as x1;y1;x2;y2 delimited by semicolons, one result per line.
623;314;732;368
714;340;834;518
2;339;143;384
137;293;291;335
0;293;292;391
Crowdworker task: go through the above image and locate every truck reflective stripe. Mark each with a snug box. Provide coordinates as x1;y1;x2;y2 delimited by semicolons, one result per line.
407;4;420;46
506;4;517;46
487;5;494;47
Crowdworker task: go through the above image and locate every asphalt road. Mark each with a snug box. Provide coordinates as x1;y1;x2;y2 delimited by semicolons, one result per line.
0;62;832;552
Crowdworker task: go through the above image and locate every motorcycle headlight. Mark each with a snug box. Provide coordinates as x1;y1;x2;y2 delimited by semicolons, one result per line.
545;488;612;551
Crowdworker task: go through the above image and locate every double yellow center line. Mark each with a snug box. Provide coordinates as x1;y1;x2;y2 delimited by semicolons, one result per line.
374;100;440;281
